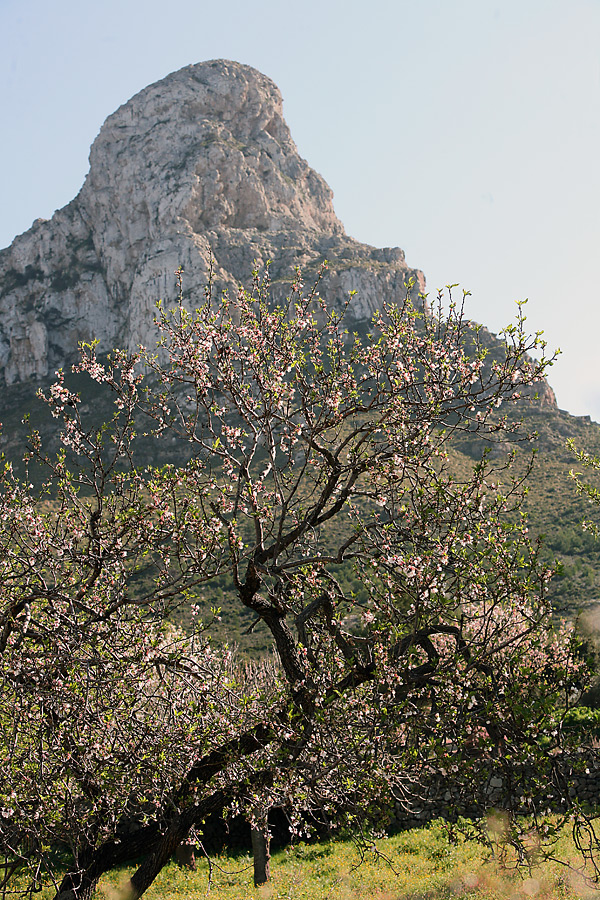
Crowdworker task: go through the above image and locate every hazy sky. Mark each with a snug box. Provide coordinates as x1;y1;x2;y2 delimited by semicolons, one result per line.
1;0;598;419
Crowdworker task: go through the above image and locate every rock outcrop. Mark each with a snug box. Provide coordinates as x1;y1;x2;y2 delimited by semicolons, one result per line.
0;59;426;384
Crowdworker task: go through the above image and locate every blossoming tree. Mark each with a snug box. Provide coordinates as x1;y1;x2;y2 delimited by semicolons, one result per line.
0;266;587;899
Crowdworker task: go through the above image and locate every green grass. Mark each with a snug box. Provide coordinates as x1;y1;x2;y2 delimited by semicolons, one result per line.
21;820;600;900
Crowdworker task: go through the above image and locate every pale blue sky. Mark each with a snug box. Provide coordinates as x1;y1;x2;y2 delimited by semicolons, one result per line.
1;0;599;419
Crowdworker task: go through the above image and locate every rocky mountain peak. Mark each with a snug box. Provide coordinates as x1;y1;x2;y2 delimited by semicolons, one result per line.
82;60;343;253
0;59;424;385
2;58;550;414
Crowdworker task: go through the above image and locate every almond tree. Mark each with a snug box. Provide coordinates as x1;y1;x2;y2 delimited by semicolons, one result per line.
0;266;587;899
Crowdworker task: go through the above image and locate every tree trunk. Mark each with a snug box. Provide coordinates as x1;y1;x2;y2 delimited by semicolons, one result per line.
129;825;185;899
55;869;101;900
175;842;196;870
250;814;271;887
55;888;98;900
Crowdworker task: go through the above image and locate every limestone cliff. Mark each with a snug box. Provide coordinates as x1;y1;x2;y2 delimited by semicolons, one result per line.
0;59;426;384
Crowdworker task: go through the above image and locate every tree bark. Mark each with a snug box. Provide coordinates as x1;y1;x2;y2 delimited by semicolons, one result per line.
175;842;196;870
129;823;186;899
55;866;102;900
250;814;271;887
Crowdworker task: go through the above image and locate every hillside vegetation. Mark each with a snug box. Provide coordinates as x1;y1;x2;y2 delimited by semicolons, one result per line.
2;371;598;657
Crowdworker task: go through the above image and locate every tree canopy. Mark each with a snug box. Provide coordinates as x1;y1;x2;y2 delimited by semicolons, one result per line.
0;266;588;899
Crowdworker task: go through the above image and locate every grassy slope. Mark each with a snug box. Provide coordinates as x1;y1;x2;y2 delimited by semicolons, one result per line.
19;821;600;900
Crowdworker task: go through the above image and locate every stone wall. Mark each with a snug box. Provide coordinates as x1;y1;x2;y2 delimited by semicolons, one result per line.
389;752;600;831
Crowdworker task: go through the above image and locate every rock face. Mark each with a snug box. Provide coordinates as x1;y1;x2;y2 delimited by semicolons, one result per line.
0;59;426;384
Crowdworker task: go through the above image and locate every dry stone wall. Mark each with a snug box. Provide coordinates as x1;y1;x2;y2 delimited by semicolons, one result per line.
389;751;600;831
